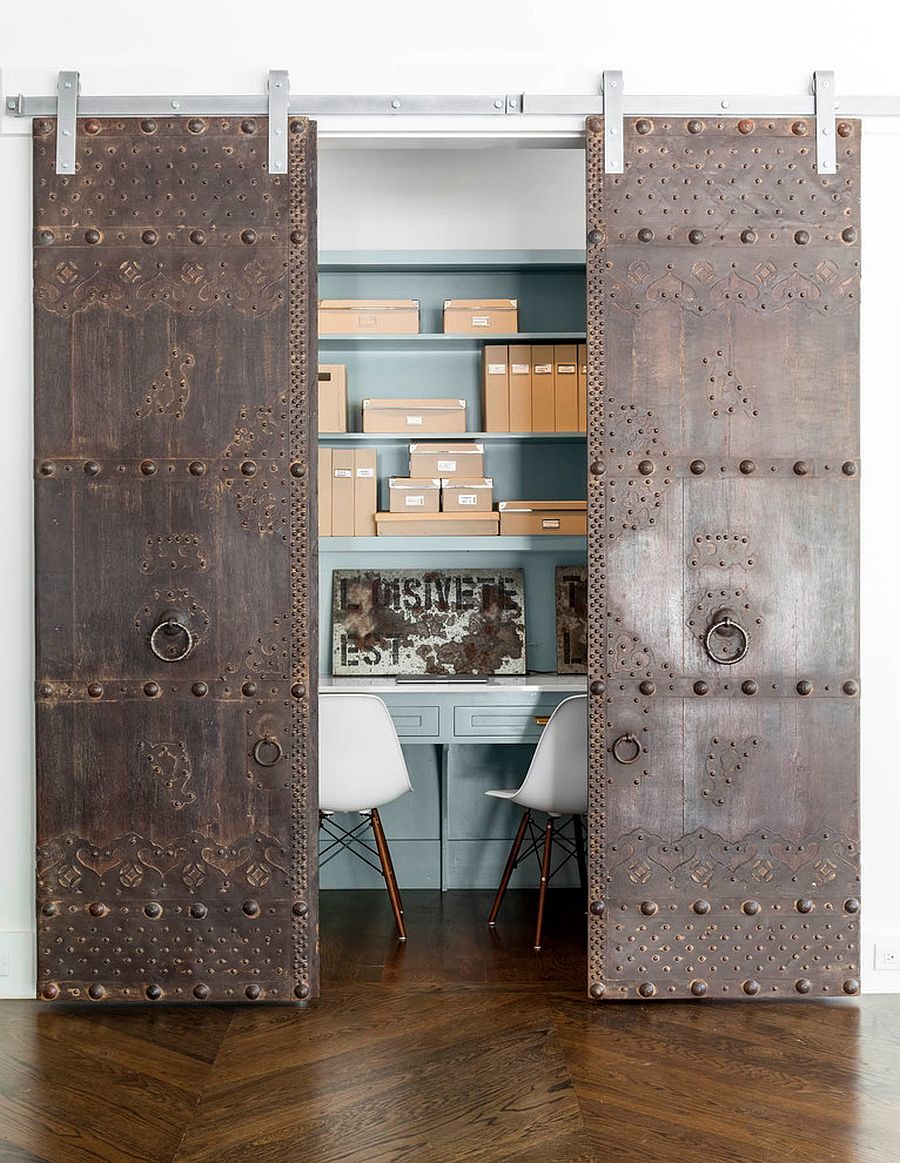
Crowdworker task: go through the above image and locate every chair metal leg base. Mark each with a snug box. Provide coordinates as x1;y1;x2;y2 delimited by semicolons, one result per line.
534;815;555;952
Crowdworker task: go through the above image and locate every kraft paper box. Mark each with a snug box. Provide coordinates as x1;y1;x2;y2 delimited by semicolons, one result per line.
331;449;355;537
318;364;347;432
353;448;377;536
363;398;467;434
531;344;555;433
554;344;579;432
441;477;494;513
482;345;509;432
318;447;332;537
577;343;587;433
408;442;485;479
443;299;518;335
376;512;500;537
389;477;441;514
498;500;587;536
318;299;419;334
508;344;533;432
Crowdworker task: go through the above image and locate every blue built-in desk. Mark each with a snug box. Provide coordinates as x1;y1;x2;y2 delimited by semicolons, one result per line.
319;675;586;890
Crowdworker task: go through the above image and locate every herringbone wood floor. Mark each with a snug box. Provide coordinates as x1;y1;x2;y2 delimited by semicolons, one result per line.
1;890;898;1162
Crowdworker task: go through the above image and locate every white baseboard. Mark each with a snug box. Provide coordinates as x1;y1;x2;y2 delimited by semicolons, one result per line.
0;931;34;999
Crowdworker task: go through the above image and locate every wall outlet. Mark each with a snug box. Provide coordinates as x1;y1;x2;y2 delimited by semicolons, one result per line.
874;944;900;970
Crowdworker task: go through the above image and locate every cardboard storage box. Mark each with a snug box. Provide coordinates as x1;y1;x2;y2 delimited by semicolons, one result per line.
498;500;587;536
508;344;533;432
318;447;332;537
363;398;467;434
531;344;555;433
331;449;356;537
443;299;518;335
482;345;509;432
376;512;500;537
554;344;579;432
318;364;347;432
577;343;587;433
408;442;485;479
353;448;377;536
389;478;441;513
318;299;419;335
441;477;494;512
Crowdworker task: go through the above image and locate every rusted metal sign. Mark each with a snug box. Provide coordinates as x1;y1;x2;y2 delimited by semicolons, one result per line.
332;569;526;675
556;565;587;674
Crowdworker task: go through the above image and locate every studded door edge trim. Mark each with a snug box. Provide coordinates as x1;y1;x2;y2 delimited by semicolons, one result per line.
585;117;608;999
288;117;319;1002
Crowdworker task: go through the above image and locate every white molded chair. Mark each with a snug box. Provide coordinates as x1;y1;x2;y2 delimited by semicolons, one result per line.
319;693;413;940
485;694;588;950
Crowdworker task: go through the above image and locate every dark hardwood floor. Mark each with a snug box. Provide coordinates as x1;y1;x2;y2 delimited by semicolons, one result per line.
1;890;898;1162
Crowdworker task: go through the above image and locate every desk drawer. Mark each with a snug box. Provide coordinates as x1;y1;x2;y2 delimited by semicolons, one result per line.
452;702;561;742
389;704;440;738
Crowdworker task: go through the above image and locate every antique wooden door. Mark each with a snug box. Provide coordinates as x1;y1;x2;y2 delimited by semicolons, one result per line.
585;115;860;1000
33;114;319;1003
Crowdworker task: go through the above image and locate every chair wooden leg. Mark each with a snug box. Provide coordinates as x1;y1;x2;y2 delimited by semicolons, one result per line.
573;814;588;895
534;815;555;951
370;808;407;941
488;810;530;927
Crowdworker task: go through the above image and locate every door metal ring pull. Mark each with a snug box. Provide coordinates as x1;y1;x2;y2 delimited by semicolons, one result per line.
148;616;194;663
704;617;750;665
252;736;283;767
612;733;641;765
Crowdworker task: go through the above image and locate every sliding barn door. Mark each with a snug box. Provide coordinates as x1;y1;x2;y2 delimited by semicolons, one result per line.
33;114;318;1003
586;116;860;1000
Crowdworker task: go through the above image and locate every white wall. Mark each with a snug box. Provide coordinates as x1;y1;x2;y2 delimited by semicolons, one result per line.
2;0;898;996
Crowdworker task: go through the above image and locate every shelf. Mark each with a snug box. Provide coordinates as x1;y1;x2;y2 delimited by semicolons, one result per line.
318;331;586;351
317;431;586;444
320;536;587;553
318;249;586;272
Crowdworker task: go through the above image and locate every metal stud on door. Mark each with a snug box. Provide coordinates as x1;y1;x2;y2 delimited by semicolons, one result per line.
585;115;860;1000
33;116;319;1003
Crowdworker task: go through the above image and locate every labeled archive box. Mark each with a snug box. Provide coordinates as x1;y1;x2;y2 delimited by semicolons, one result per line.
498;500;587;536
320;448;378;536
531;344;555;433
318;364;347;432
443;299;518;334
508;344;533;432
353;449;377;536
408;442;485;478
318;299;420;334
375;512;500;537
441;477;494;512
389;478;441;513
482;345;509;432
554;344;579;432
578;343;587;433
363;398;467;434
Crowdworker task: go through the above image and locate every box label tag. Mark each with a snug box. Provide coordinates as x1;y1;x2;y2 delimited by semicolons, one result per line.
334;469;352;478
471;316;490;326
458;495;477;506
359;315;378;328
542;518;561;529
356;467;375;478
534;364;552;375
406;496;425;507
437;459;457;472
511;364;530;375
406;416;423;426
557;364;577;374
487;363;507;375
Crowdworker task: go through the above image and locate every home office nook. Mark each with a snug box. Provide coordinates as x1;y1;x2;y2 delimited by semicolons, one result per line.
28;74;860;1006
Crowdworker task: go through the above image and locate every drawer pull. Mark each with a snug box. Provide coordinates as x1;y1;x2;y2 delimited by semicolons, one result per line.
534;715;550;727
612;733;641;765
